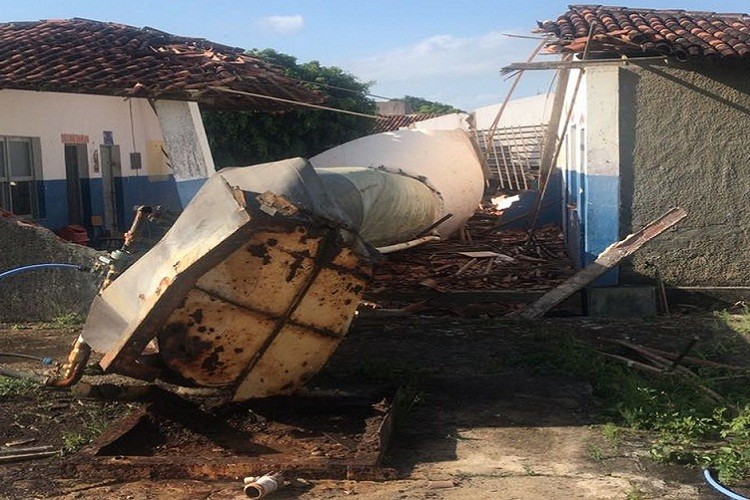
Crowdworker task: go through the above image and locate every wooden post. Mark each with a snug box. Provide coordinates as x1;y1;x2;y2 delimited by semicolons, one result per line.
519;207;688;319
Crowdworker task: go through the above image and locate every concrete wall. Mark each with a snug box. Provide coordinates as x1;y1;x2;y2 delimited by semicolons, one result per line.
0;217;100;321
0;89;208;231
0;89;162;183
376;100;413;116
618;62;750;286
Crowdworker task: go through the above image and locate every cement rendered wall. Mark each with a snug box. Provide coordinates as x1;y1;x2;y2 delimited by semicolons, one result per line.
0;217;100;321
619;62;750;286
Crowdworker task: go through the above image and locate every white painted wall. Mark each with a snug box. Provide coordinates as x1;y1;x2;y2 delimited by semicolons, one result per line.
411;112;470;131
0;89;209;182
474;93;554;130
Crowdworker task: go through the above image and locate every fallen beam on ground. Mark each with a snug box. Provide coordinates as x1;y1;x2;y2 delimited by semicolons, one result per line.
0;450;60;463
519;207;687;319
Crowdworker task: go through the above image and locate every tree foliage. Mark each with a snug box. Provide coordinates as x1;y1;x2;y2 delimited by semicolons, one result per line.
201;49;376;168
402;95;463;115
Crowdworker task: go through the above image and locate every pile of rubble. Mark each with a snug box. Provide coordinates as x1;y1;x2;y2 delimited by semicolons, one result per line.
371;212;574;293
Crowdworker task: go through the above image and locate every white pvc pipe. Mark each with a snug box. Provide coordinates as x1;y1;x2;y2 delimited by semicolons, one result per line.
376;235;440;254
243;473;284;498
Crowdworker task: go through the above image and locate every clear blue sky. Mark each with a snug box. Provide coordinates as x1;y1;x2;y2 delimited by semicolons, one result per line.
4;1;748;110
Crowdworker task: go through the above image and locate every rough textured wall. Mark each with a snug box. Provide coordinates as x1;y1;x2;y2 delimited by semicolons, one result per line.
0;218;101;321
620;62;750;286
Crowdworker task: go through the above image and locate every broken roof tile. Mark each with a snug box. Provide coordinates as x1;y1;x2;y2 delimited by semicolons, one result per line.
0;18;323;110
372;113;443;133
537;5;750;60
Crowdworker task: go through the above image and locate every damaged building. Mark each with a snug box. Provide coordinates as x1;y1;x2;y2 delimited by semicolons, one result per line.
0;18;321;320
531;5;750;292
0;18;320;235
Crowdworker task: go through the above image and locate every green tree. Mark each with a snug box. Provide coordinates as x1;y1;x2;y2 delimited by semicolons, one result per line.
202;49;376;168
403;95;463;115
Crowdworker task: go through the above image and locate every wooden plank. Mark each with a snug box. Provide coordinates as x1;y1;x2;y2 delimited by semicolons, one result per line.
486;41;544;138
362;290;581;307
501;55;669;72
520;207;688;319
538;65;570;184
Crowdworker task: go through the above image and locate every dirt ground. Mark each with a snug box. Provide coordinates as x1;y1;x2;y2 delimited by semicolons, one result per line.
1;313;744;500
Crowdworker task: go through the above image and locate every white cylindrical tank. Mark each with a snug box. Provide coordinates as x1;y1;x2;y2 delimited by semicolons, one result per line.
311;129;484;240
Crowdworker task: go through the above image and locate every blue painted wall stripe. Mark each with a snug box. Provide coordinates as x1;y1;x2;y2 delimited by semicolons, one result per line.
39;175;207;232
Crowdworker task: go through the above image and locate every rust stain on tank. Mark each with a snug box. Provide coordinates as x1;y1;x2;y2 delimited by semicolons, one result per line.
247;244;271;265
154;276;171;296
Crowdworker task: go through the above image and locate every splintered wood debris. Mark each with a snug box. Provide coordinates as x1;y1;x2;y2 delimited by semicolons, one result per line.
366;209;576;316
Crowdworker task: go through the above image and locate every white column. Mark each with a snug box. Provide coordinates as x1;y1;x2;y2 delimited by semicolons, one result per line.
584;65;620;285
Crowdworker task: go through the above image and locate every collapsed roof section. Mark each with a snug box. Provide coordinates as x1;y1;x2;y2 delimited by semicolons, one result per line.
372;113;443;133
0;18;323;110
537;5;750;60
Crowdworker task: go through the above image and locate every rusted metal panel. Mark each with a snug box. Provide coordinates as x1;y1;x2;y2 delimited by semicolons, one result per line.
157;228;369;398
83;159;374;400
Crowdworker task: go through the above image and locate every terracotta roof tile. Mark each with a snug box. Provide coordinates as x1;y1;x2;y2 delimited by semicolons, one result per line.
537;5;750;60
372;113;442;133
0;18;322;110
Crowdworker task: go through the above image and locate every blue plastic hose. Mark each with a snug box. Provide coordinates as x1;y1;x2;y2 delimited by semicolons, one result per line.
703;469;749;500
0;263;82;281
0;353;55;365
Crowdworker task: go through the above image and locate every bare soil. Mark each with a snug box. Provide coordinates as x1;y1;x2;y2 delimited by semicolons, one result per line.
1;313;743;499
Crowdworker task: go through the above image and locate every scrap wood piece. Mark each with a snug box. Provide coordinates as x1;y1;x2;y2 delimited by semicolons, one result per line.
598;351;725;404
634;344;750;372
483;258;494;275
458;251;501;258
606;339;698;378
598;351;666;375
3;438;36;447
519;207;688;319
0;450;60;464
0;445;55;455
454;258;478;277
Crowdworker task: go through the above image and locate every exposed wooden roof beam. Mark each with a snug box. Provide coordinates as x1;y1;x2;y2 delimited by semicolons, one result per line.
501;55;669;73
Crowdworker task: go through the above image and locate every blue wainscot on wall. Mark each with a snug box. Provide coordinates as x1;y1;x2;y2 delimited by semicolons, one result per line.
40;175;206;234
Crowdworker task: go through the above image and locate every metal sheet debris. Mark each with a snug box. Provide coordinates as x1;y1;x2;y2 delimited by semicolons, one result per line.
66;388;397;481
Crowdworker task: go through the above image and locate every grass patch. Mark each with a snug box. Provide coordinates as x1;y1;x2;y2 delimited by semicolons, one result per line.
625;483;643;500
527;329;750;484
47;312;84;329
585;443;605;462
349;360;432;429
62;402;122;455
61;431;89;454
0;375;39;397
601;422;621;446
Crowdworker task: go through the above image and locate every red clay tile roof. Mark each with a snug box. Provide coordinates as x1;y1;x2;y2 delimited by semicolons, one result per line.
537;5;750;60
0;18;322;110
372;113;442;133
